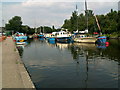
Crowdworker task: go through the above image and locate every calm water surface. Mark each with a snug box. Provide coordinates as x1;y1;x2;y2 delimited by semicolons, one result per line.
17;39;120;88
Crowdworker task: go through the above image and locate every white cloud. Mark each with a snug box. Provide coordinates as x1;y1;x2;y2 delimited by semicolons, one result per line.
2;2;75;28
22;0;55;7
1;0;120;2
1;1;118;28
87;2;118;15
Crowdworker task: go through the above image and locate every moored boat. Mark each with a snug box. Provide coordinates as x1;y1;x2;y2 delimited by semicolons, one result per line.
55;31;72;43
95;36;107;44
13;32;27;45
74;34;97;43
38;34;44;38
45;33;56;41
28;35;33;39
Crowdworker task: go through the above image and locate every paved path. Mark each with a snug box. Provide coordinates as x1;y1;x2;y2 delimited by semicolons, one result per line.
0;41;2;89
2;37;35;89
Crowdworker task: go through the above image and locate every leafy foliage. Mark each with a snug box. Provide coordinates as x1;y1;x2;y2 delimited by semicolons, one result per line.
5;16;22;33
62;9;119;35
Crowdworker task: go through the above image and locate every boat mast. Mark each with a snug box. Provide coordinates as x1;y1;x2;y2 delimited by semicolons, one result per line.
40;26;41;34
34;19;37;34
85;0;88;31
94;15;102;35
76;4;78;31
43;26;44;34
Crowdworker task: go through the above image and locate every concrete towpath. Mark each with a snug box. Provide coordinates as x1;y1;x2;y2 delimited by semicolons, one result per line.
2;37;35;89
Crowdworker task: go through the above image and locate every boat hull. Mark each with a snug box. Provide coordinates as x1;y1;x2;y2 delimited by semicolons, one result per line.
14;36;27;41
38;35;44;38
48;37;56;41
16;41;27;45
56;37;72;43
74;37;97;43
96;36;107;44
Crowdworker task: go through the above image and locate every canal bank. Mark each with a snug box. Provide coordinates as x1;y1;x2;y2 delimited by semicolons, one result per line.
2;37;35;88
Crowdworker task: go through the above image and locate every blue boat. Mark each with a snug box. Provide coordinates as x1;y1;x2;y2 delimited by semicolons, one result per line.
48;40;56;44
56;37;72;43
38;34;44;38
39;38;45;41
48;37;56;41
96;36;107;44
13;32;27;45
15;36;27;41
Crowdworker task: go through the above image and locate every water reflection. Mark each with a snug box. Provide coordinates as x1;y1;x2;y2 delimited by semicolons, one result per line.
56;43;71;50
18;39;119;88
16;44;25;57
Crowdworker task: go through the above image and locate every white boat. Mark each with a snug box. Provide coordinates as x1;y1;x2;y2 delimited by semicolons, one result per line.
54;31;72;43
74;34;97;43
73;1;97;43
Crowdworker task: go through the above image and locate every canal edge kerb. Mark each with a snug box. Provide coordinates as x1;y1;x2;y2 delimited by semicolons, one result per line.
14;42;36;89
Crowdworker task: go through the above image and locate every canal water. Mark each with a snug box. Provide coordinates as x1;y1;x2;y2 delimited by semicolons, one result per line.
17;39;120;88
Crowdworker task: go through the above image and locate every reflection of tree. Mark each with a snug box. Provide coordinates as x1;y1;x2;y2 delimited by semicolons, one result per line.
67;41;120;88
85;51;89;88
17;46;24;58
68;40;120;63
68;44;90;88
68;43;95;61
25;39;33;47
102;40;120;61
68;45;80;60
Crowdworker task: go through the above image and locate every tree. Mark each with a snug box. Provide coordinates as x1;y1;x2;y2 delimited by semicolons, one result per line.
70;11;78;32
37;26;53;33
62;9;119;35
5;16;22;33
62;19;71;31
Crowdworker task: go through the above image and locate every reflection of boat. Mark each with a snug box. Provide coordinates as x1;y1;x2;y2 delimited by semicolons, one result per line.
96;42;109;49
16;42;28;47
39;38;44;41
16;44;25;48
16;44;25;57
73;42;96;50
48;40;56;44
56;43;70;50
48;37;56;41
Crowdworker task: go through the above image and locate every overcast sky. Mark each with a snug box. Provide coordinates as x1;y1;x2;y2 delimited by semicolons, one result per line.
1;0;119;28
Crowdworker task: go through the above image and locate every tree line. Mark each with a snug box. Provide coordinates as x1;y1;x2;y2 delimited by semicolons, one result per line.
5;9;120;37
62;9;120;37
5;16;57;35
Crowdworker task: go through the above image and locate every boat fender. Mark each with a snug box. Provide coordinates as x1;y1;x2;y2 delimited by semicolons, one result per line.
20;39;24;42
105;42;109;47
